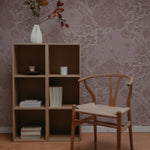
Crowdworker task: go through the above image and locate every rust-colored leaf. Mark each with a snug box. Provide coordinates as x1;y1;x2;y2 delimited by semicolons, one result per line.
56;8;64;12
57;0;64;7
65;24;69;28
36;0;48;6
53;11;59;17
43;0;48;6
48;15;51;18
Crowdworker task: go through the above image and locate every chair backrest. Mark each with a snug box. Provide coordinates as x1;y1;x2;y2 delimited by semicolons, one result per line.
78;74;133;107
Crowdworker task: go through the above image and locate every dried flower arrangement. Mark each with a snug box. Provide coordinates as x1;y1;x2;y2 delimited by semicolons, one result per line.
24;0;69;28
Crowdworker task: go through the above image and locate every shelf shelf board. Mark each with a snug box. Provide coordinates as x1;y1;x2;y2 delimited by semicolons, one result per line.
14;136;46;142
14;74;45;78
14;105;46;110
48;134;80;141
48;74;80;78
49;104;74;110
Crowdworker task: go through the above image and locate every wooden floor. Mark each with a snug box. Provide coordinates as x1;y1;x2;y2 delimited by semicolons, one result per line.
0;133;150;150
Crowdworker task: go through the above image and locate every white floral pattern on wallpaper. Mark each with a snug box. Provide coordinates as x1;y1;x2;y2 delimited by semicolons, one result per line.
0;0;150;126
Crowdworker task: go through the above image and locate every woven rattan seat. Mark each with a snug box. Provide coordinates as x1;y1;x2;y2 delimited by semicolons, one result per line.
76;103;130;117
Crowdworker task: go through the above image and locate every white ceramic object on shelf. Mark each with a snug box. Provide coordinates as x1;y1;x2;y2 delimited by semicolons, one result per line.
60;66;68;75
30;24;42;43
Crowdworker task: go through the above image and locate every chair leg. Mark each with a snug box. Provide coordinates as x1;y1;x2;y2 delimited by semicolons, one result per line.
128;110;133;150
94;116;97;150
117;112;122;150
71;124;75;150
71;106;76;150
94;116;97;143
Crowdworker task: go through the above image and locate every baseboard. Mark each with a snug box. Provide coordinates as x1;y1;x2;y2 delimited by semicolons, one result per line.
0;126;150;133
0;127;12;133
81;126;150;133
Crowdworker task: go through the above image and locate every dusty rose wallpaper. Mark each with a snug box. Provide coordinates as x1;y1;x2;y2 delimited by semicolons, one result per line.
0;0;150;127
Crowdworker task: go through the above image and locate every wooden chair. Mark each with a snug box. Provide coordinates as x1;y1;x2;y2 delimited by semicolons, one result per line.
71;74;133;150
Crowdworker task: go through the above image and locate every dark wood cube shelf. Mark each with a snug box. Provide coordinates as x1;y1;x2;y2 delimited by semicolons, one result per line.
12;43;80;142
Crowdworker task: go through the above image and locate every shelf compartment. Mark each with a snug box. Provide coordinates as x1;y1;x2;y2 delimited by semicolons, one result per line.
14;78;45;106
49;77;80;105
14;136;46;142
14;110;46;141
49;110;79;140
13;44;45;75
49;44;80;75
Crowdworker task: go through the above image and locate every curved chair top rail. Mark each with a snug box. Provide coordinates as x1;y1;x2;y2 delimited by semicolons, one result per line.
78;74;133;106
78;74;133;86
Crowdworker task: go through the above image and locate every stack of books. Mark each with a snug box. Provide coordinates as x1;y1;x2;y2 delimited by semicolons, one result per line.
20;126;42;139
19;100;41;108
49;87;63;107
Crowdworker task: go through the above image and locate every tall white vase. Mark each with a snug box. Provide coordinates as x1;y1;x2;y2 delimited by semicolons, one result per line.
30;24;42;43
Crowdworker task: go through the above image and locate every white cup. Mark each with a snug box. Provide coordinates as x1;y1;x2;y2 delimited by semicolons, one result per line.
29;66;36;72
60;66;68;75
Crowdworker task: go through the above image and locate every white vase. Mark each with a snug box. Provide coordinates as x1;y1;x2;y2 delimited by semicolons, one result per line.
30;24;42;43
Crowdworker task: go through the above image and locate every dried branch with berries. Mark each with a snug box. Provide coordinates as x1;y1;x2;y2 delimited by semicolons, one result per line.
24;0;69;28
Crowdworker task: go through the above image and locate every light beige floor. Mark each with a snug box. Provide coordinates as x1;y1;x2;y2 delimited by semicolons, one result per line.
0;133;150;150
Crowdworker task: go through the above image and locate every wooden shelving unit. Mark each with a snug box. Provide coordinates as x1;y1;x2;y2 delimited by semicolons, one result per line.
12;43;80;142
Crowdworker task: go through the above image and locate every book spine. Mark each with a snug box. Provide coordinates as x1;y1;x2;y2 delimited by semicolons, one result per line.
53;87;56;107
21;132;41;136
60;87;63;107
56;87;59;107
21;136;41;139
49;87;53;107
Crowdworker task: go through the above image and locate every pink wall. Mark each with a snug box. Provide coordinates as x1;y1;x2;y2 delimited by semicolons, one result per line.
0;0;150;126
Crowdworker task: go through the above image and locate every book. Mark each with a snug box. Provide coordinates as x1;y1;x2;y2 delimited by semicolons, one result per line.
53;87;57;107
19;100;41;108
49;87;53;107
21;132;41;136
49;86;63;107
21;135;41;139
56;87;59;107
21;126;42;131
21;126;42;139
59;87;63;107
